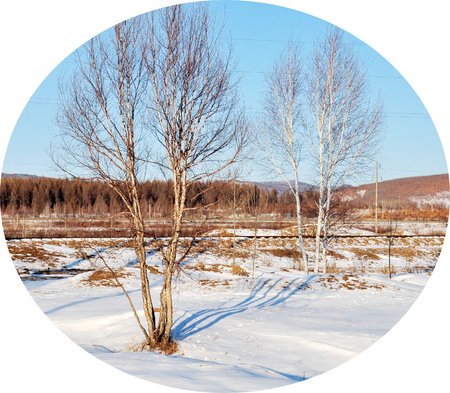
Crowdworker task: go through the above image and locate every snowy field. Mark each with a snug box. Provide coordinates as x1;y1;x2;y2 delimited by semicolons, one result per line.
3;224;446;392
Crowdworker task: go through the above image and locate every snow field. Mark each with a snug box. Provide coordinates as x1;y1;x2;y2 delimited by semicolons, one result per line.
7;232;442;391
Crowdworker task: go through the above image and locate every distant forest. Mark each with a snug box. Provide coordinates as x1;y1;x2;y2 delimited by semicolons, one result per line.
0;175;320;219
1;174;448;221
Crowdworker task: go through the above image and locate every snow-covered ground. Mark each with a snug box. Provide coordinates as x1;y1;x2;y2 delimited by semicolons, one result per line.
4;232;444;392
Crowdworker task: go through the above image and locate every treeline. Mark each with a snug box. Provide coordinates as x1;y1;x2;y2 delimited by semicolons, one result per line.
3;175;446;222
0;176;331;219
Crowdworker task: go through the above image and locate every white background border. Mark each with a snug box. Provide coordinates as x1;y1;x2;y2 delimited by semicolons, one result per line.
1;1;449;392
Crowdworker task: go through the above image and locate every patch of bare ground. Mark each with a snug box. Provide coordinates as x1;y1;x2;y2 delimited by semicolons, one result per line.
348;247;382;261
197;278;232;288
7;240;65;268
185;261;227;273
211;243;252;260
79;268;132;287
263;248;302;260
146;265;163;275
313;274;386;291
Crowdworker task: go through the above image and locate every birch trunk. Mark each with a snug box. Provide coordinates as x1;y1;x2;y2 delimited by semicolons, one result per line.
294;177;308;273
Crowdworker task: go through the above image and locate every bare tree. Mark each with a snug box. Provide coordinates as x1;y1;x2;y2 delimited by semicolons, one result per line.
256;40;309;273
385;206;399;278
54;3;245;351
224;165;248;266
144;3;246;347
243;182;268;279
303;27;384;273
53;17;161;348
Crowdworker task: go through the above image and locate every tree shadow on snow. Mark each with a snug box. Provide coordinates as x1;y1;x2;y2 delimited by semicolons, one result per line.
172;275;316;341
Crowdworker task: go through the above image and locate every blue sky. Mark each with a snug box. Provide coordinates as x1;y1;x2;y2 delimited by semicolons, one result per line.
2;0;447;184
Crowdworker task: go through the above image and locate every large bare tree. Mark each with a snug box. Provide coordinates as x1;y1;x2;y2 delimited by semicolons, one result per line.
256;40;309;273
54;3;245;352
144;3;246;347
303;27;384;273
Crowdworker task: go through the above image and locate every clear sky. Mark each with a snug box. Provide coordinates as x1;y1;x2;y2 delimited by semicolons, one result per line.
2;0;447;185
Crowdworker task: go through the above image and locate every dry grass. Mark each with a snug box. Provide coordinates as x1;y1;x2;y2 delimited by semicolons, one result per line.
231;265;249;277
79;268;132;287
315;274;386;291
326;249;346;260
215;247;252;261
187;262;226;273
212;229;233;237
263;248;302;260
7;240;65;268
147;265;162;275
129;339;179;355
348;248;382;261
197;278;231;288
379;265;398;276
389;247;420;262
325;262;346;274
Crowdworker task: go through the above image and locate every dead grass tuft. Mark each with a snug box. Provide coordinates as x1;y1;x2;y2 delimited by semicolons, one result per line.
231;265;249;277
326;250;346;260
187;262;225;273
129;339;179;355
147;265;162;275
197;278;231;288
315;274;386;291
325;262;345;274
6;240;64;268
264;248;302;260
348;248;381;261
379;265;397;276
79;269;132;287
390;247;421;262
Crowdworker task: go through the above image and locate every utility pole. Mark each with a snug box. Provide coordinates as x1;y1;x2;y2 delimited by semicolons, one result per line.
375;161;378;233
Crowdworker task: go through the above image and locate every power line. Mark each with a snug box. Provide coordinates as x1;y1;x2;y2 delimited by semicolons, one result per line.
3;161;49;166
243;106;430;119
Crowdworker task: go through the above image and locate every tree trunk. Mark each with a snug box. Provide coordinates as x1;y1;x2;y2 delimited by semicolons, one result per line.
294;189;308;273
158;268;174;346
322;187;332;273
133;210;157;346
315;176;325;274
156;170;186;347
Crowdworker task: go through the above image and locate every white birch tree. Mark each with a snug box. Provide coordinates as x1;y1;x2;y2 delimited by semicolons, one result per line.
303;27;384;273
256;41;309;273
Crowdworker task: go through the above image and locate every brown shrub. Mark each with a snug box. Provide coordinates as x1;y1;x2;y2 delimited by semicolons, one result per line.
379;265;397;276
231;265;249;277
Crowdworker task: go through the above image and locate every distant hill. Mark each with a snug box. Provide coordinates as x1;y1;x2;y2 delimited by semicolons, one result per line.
1;173;40;179
343;173;450;208
250;180;315;194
